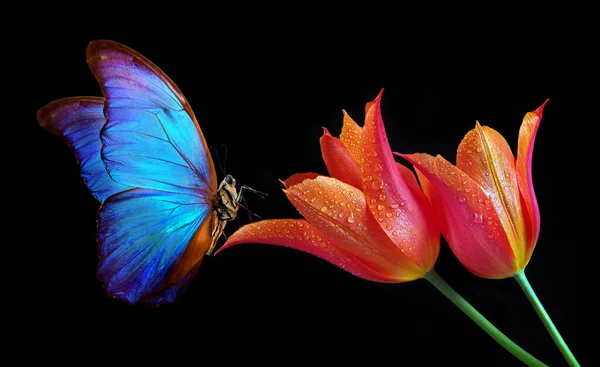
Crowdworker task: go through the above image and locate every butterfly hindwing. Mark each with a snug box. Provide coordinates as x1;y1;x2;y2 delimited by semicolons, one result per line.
97;188;213;305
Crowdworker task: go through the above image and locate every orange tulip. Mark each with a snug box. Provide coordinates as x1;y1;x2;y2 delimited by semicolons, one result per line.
400;100;548;279
216;91;547;366
218;90;440;282
401;100;580;366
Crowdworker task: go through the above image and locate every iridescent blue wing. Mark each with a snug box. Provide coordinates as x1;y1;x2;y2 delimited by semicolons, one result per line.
37;97;128;203
86;40;218;305
97;189;214;305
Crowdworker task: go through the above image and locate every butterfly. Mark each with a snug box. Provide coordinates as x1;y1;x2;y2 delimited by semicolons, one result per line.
37;40;248;306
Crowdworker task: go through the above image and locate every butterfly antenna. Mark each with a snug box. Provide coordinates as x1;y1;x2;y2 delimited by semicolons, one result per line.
221;144;228;175
210;145;228;178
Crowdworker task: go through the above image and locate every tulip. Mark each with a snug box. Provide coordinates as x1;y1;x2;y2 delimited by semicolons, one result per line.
218;90;545;366
402;100;579;367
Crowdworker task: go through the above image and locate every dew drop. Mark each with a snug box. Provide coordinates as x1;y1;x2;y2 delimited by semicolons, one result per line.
460;173;466;177
385;212;393;218
377;204;385;211
386;225;393;231
338;212;344;218
459;197;467;203
473;213;484;224
450;171;456;175
342;189;347;195
392;231;398;237
321;207;327;212
467;149;472;154
477;147;482;152
303;232;310;240
390;203;400;209
379;195;386;201
370;199;377;204
400;200;407;206
310;198;316;203
347;213;356;223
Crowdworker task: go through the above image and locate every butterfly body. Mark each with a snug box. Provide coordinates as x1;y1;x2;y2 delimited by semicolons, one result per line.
38;40;240;305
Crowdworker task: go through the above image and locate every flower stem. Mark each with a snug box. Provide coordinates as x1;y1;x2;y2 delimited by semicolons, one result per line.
514;271;580;367
424;269;546;366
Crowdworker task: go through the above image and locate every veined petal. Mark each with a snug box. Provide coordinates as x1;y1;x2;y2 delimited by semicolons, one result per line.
516;100;547;263
320;128;362;189
457;123;527;268
339;110;363;162
402;153;518;278
218;219;395;283
286;176;424;281
396;161;441;265
283;172;322;188
361;90;439;270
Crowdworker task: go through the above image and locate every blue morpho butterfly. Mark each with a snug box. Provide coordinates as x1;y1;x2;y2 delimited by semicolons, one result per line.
37;40;256;306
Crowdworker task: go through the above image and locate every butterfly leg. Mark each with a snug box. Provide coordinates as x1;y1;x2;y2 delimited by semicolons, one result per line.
207;219;227;256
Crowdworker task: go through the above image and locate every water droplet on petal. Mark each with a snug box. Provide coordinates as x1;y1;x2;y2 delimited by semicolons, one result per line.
390;203;399;209
377;204;385;211
473;213;484;224
321;207;327;212
342;189;347;195
386;225;393;231
347;213;356;223
385;212;393;218
379;195;386;201
477;147;482;152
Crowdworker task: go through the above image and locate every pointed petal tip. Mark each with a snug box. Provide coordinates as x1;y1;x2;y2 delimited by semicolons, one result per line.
536;98;550;114
322;127;331;136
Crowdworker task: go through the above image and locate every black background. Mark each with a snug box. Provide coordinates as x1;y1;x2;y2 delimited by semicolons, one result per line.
23;10;590;367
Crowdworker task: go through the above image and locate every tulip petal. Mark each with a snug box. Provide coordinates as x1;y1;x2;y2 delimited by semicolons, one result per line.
285;176;424;281
320;128;362;189
218;219;395;283
516;100;547;262
456;123;527;267
409;162;446;237
402;153;518;278
283;173;321;188
360;91;439;270
339;110;363;162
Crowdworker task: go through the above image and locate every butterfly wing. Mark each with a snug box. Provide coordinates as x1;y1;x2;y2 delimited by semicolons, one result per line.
86;40;219;305
37;97;128;203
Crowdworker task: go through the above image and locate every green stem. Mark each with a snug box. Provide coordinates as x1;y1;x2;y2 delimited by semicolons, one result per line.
424;269;546;367
514;271;580;367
